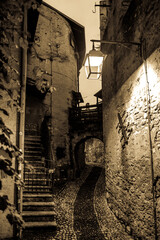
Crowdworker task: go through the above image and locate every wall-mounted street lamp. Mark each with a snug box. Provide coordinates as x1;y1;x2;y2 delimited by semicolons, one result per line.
84;41;106;80
84;39;142;80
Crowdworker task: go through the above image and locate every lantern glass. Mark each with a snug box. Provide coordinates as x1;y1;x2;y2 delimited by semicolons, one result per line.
84;49;106;79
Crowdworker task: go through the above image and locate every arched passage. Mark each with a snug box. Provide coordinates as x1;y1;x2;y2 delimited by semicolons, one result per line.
74;136;104;177
85;138;104;166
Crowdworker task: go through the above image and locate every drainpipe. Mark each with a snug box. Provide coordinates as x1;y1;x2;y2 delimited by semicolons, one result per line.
18;1;28;227
49;18;55;175
78;71;80;93
142;39;158;240
50;56;54;169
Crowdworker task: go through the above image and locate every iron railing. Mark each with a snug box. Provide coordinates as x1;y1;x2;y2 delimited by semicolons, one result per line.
24;158;54;193
69;103;102;131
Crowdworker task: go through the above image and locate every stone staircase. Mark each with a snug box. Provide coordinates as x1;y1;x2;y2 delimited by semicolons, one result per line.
22;135;57;229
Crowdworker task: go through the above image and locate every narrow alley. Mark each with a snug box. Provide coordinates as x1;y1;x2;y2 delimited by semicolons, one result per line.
1;1;160;239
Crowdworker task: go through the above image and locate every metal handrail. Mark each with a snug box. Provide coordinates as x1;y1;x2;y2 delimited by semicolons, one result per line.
69;103;102;127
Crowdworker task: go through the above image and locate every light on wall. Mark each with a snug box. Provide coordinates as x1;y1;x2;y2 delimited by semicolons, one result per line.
84;36;159;239
84;39;142;80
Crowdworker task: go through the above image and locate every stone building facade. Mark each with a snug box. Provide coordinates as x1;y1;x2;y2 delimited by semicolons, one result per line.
0;1;23;238
26;2;85;172
0;1;85;238
101;0;160;239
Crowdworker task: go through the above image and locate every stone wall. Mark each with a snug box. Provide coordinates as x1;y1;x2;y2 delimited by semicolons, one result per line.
102;0;160;103
102;0;160;238
27;3;79;168
70;131;103;175
0;0;22;238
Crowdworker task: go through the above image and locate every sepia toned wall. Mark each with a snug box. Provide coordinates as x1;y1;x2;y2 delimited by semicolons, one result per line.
27;3;79;169
102;0;160;238
0;1;22;237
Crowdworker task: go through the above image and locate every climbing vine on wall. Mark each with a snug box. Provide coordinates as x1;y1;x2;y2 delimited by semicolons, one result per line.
0;0;37;233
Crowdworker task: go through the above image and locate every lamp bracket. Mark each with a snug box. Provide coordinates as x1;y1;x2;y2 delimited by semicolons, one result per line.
90;39;143;57
92;3;111;13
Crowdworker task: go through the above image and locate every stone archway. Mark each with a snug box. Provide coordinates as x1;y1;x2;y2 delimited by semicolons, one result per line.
73;136;104;178
85;138;104;167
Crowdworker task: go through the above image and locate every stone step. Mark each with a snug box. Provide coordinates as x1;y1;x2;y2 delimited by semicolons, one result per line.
25;135;41;139
24;142;42;146
23;211;56;216
24;155;43;160
24;185;51;189
24;150;42;155
24;143;42;149
23;188;51;194
25;162;44;167
23;202;55;207
24;167;46;173
25;140;41;145
24;172;49;179
22;211;56;222
24;221;57;228
24;179;51;186
24;177;49;180
24;147;42;152
25;139;41;144
24;191;51;195
23;201;55;211
23;193;53;202
25;159;44;163
25;137;41;141
24;160;44;167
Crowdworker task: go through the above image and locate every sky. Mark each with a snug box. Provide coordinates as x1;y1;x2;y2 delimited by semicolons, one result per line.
44;0;102;105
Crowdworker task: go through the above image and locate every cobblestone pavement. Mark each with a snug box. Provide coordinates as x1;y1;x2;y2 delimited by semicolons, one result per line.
94;168;133;240
23;165;133;239
22;166;91;240
74;166;105;240
52;165;92;240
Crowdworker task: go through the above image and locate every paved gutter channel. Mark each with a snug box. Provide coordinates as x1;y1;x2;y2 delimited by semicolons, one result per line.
74;166;105;240
52;165;92;240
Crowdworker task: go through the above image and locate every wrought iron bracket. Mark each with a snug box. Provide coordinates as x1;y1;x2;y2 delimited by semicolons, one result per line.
90;39;143;58
92;3;111;13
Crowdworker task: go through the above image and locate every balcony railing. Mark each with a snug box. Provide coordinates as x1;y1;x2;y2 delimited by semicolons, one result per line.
69;103;102;132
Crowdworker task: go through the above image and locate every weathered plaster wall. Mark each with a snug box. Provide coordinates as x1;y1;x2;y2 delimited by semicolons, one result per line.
0;98;18;238
0;3;21;237
27;4;78;168
104;60;154;239
102;0;160;238
102;0;160;103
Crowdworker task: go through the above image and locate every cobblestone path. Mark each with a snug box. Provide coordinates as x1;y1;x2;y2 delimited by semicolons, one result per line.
22;165;132;240
74;166;105;240
52;166;92;240
22;166;92;240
